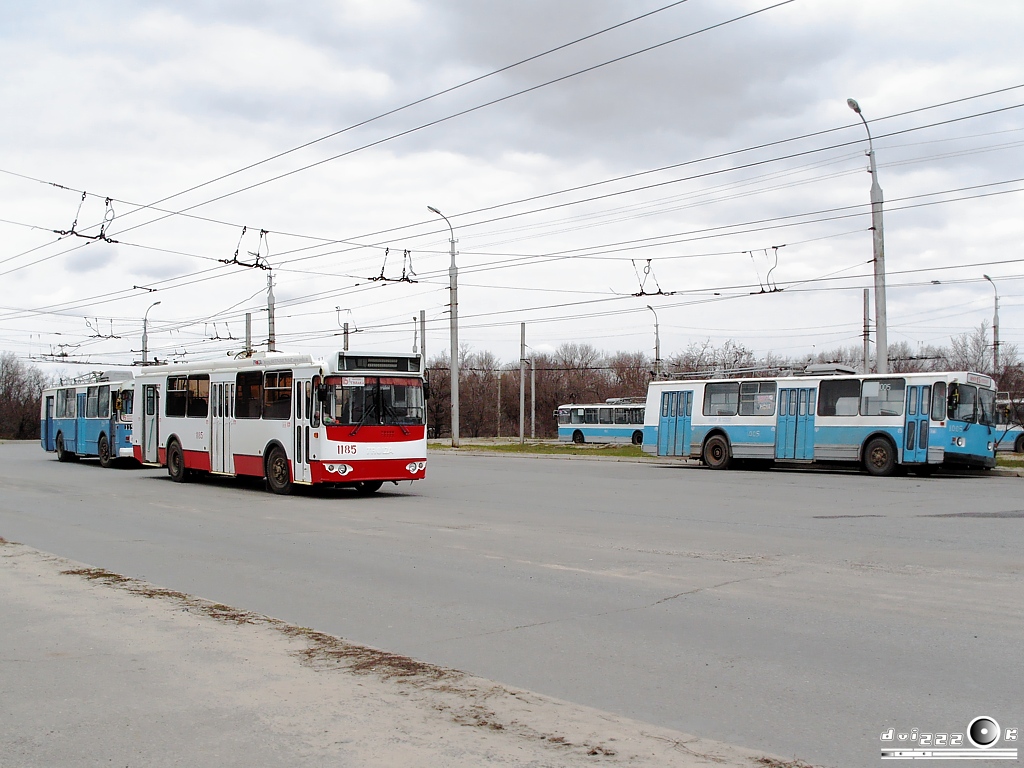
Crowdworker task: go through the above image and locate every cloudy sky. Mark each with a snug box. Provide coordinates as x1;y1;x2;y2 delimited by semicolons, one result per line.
2;0;1022;373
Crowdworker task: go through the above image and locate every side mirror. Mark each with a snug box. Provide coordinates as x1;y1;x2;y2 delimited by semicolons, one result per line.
317;384;331;406
422;380;431;400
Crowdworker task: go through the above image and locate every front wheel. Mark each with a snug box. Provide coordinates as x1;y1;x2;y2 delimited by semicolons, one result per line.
863;437;897;477
702;435;731;470
98;435;112;468
1015;435;1024;454
631;430;643;445
265;445;293;495
354;480;384;495
167;441;189;483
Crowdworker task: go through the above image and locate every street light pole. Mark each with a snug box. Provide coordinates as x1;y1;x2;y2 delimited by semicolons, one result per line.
142;300;161;365
848;98;888;374
984;274;1000;372
646;305;661;378
428;205;459;447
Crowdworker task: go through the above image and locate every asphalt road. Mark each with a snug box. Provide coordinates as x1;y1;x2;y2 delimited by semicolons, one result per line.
1;442;1021;767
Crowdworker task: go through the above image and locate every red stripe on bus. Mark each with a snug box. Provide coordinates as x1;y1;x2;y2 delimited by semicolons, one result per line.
324;425;425;442
183;450;211;472
233;454;264;477
309;458;425;483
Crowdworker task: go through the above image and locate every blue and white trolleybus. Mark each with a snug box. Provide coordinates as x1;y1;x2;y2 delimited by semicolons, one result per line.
556;399;646;444
643;367;998;475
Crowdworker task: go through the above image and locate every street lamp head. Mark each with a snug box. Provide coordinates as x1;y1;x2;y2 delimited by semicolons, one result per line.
983;274;993;283
847;98;861;114
427;205;441;215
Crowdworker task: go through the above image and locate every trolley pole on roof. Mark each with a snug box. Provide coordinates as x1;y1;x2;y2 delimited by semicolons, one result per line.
847;98;888;374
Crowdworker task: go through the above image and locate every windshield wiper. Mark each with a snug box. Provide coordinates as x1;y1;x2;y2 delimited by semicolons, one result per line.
382;402;410;435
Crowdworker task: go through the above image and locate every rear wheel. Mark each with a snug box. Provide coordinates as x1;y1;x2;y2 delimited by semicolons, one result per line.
56;433;76;463
702;434;731;470
631;430;643;445
354;480;383;495
863;436;897;477
167;440;189;483
265;445;293;495
1015;435;1024;454
98;435;112;468
572;430;584;444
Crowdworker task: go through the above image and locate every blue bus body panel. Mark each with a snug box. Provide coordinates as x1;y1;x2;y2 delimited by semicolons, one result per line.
557;425;639;443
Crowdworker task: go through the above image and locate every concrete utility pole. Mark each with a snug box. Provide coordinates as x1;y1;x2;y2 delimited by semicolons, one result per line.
530;358;536;439
142;301;161;365
519;323;526;444
647;305;661;378
848;98;888;374
862;289;870;374
428;206;459;447
984;274;1000;372
245;312;253;357
267;271;276;352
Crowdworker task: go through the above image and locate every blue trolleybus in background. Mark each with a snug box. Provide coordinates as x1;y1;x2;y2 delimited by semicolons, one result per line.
556;399;647;445
993;392;1024;453
643;367;998;476
40;371;136;467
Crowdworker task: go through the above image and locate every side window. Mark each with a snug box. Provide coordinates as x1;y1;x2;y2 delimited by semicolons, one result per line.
703;382;739;416
56;389;66;418
146;386;156;416
818;379;861;417
86;386;99;419
584;408;597;424
187;375;209;418
305;381;313;421
235;371;263;419
599;408;613;424
166;376;188;417
310;376;321;428
613;408;626;424
98;385;111;418
931;381;946;421
861;378;905;417
739;381;777;416
571;408;584;424
263;370;293;420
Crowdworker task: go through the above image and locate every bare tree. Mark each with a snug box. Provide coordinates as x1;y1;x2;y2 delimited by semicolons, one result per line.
0;352;51;439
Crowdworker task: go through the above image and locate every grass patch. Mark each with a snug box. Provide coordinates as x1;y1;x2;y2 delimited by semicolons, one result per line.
996;455;1024;468
429;441;648;458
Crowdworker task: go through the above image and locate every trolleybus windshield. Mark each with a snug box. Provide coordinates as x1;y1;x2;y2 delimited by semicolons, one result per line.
321;376;425;427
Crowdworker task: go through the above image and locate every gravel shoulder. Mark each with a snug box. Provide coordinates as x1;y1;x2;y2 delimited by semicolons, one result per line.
0;538;802;768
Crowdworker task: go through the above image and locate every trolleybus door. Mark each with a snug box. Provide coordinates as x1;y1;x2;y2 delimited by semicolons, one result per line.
903;384;930;463
657;391;692;457
210;382;232;473
293;378;312;483
44;396;54;451
776;387;816;460
142;384;159;463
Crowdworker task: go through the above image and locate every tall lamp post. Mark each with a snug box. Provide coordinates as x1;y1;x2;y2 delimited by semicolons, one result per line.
428;205;459;447
847;98;888;374
646;305;661;378
142;300;161;365
984;274;1000;372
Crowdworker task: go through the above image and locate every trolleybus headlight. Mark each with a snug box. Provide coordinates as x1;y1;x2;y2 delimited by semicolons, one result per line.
955;437;966;447
987;441;994;451
406;461;426;473
325;463;352;475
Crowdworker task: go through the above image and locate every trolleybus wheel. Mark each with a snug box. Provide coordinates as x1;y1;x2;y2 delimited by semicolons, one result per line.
863;436;896;477
702;434;731;470
265;445;293;495
56;433;77;463
98;435;112;469
1016;434;1024;454
354;480;383;495
167;440;189;483
572;430;585;444
631;430;643;445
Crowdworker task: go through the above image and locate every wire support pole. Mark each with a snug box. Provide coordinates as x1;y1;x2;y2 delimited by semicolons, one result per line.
428;206;459;447
984;274;1000;372
848;97;888;374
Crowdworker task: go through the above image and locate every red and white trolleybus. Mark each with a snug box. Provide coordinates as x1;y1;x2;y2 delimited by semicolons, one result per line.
130;350;427;494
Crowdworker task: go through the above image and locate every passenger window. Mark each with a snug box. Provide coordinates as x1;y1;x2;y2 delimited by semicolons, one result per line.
931;382;946;421
861;378;905;417
817;379;861;417
703;382;739;416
